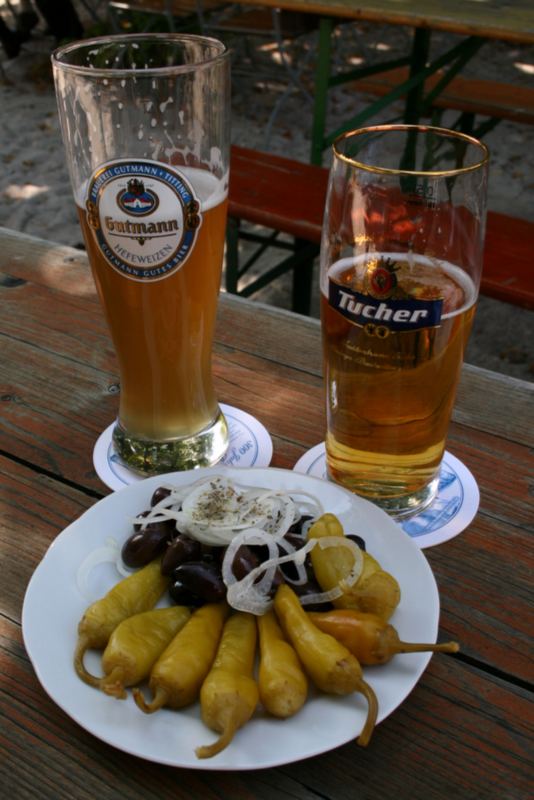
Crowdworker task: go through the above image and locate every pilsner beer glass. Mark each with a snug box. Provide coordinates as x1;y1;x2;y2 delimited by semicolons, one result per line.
320;125;488;518
53;34;230;474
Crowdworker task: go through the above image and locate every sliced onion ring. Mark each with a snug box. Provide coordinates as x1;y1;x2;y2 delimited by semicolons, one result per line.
315;535;364;589
224;534;364;614
75;537;128;600
221;527;279;589
225;539;318;615
128;476;325;550
299;535;363;606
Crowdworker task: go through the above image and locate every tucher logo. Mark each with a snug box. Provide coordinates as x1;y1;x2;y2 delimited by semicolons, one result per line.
328;254;444;336
117;178;159;217
365;256;399;299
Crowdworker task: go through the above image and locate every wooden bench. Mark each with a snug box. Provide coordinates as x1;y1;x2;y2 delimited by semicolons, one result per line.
227;146;534;313
108;0;227;32
108;2;313;38
353;67;534;130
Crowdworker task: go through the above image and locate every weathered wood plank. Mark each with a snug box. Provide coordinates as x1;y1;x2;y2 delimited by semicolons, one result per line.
2;609;532;800
217;297;534;449
2;453;531;684
0;317;321;488
444;431;534;528
0;458;95;621
3;291;532;518
235;0;534;43
455;366;534;449
1;228;532;681
2;227;532;448
425;515;534;681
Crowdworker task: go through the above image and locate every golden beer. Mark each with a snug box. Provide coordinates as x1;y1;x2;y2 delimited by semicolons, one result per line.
77;169;227;442
53;34;231;474
319;125;488;517
321;254;476;507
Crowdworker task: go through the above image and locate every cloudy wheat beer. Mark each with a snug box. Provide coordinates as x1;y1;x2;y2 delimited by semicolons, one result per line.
53;35;230;473
77;170;227;439
320;126;488;518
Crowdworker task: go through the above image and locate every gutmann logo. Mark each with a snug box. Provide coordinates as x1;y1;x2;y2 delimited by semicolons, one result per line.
86;159;202;282
329;256;443;335
117;178;159;216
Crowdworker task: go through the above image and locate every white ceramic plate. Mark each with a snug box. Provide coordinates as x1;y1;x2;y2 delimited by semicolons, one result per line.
22;467;440;771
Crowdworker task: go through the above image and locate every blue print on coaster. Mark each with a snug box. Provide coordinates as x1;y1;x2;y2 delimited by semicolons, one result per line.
292;444;479;548
93;404;273;491
220;413;260;467
400;461;463;538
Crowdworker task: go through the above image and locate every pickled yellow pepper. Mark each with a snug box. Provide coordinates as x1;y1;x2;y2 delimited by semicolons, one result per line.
257;609;308;718
98;606;191;698
196;612;259;759
307;513;401;621
133;602;228;713
274;584;378;746
74;558;169;686
308;609;459;666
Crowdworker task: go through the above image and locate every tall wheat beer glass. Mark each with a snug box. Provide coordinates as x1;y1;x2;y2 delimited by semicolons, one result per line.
53;35;230;473
320;125;488;518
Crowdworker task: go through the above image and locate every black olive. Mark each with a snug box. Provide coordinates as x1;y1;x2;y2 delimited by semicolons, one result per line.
248;544;270;563
279;545;300;582
283;532;306;549
268;568;284;597
168;577;205;607
133;510;175;535
230;545;260;581
151;486;172;507
346;534;366;551
132;509;150;530
172;561;226;603
200;544;223;564
287;515;314;535
121;524;171;569
293;578;334;611
278;533;316;583
124;513;175;569
160;534;202;576
279;528;313;582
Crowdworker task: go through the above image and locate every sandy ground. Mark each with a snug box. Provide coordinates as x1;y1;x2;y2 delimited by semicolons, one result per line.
0;1;533;379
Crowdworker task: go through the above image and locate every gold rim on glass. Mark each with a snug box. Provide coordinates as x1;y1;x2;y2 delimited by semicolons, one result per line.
333;124;490;177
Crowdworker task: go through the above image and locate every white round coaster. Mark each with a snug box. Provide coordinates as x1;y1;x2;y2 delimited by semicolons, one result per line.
93;404;273;491
293;444;479;548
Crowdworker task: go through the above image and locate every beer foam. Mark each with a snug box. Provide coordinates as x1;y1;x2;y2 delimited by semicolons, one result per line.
325;252;477;319
178;166;228;211
75;161;227;210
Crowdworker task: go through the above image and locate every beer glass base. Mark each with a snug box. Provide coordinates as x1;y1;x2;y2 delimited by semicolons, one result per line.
364;475;440;521
326;462;440;521
112;408;229;475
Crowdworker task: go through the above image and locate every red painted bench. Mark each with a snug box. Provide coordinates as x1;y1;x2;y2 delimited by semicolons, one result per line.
354;68;534;128
228;146;534;313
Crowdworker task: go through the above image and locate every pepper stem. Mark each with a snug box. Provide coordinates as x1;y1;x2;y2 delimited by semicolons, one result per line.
73;635;101;688
100;666;128;699
195;719;238;759
355;678;378;747
132;685;168;714
396;640;459;655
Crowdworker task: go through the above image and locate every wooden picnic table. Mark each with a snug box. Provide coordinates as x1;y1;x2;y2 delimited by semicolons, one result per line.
234;0;534;44
230;0;534;162
1;226;533;799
